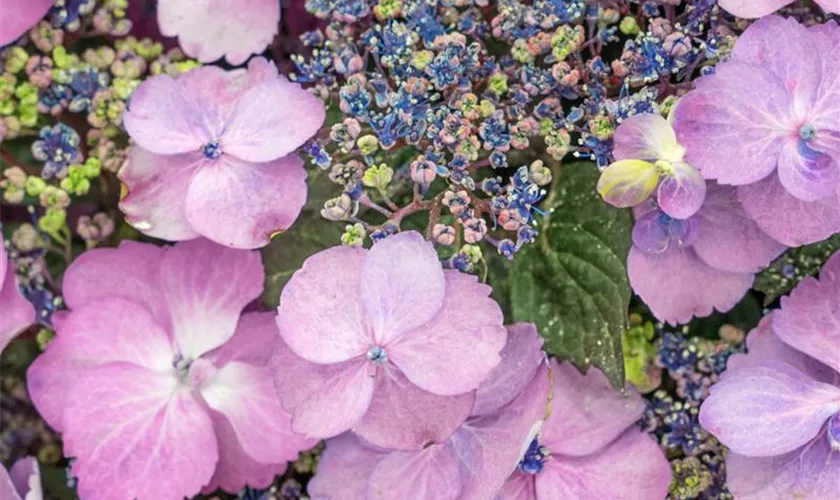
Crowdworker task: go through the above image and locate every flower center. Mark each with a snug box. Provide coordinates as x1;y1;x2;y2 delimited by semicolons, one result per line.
366;346;388;365
828;413;840;452
172;353;192;381
518;437;550;474
201;141;222;159
800;124;816;142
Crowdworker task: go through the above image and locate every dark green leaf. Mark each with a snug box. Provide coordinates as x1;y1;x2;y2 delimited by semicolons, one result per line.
509;161;632;388
754;233;840;305
40;464;79;500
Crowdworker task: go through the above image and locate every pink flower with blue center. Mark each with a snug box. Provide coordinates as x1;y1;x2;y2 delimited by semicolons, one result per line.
674;16;840;246
700;252;840;499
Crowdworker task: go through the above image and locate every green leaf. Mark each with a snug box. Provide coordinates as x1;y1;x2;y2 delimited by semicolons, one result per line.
509;161;632;388
754;233;840;305
40;464;79;500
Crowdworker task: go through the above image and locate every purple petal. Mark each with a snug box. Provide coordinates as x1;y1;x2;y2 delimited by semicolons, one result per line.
353;366;474;451
367;445;462;500
699;361;840;456
0;0;54;46
656;162;706;219
540;361;644;456
631;210;672;255
8;457;41;500
718;0;793;18
738;173;840;246
277;246;370;364
777;140;839;202
360;231;446;346
0;244;35;354
307;434;386;500
612;113;683;162
497;472;537;500
203;312;278;367
0;463;22;500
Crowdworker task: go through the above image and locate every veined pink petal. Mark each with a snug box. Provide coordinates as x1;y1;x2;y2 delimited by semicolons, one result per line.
353;366;474;451
203;312;278;367
367;445;461;500
717;0;793;18
220;78;325;162
6;457;42;500
277;246;370;364
308;433;386;500
118;147;203;241
389;271;505;396
157;0;280;65
158;238;263;359
64;363;217;500
183;154;307;249
0;0;54;46
123;74;208;154
657;162;706;219
360;231;446;346
496;472;537;500
612;113;684;162
699;361;840;457
0;243;35;354
777;140;839;202
540;361;643;457
176;65;244;130
535;429;671;500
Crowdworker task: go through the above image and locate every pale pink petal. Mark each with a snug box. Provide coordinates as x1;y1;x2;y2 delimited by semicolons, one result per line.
353;366;474;451
691;183;785;274
0;0;54;46
718;0;793;18
201;362;315;464
61;240;168;321
777;140;839;202
270;338;374;439
118;146;203;241
815;0;840;14
389;270;506;396
0;246;35;354
123;75;208;154
612;113;683;162
738;174;840;246
203;312;278;367
201;412;288;494
699;361;840;457
627;245;753;325
472;323;545;417
184;154;307;249
176;65;243;130
727;438;840;500
774;253;840;373
157;0;280;65
657;162;706;219
159;238;263;359
535;429;671;500
308;434;386;500
220;79;325;162
367;445;461;500
360;231;446;345
540;361;644;456
64;363;217;500
0;463;23;500
8;457;41;500
496;472;537;500
277;246;369;364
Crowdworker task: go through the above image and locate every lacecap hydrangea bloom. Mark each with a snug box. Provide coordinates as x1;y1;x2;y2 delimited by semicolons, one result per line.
27;239;314;499
0;457;42;500
699;252;840;499
0;237;36;353
0;0;53;45
674;16;840;246
121;57;325;249
719;0;840;18
271;231;507;448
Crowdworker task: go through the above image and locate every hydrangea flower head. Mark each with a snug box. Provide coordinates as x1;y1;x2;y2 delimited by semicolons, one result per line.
27;239;315;499
674;17;840;246
0;457;42;500
157;0;280;65
121;57;325;248
628;183;784;324
700;252;840;498
0;0;54;46
271;231;507;449
598;112;706;219
0;238;36;353
719;0;840;18
307;323;550;500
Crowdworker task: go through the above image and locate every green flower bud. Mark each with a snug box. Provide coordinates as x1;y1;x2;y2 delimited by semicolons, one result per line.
341;223;366;247
25;176;46;196
357;135;380;156
4;47;28;74
362;164;394;190
462;244;483;264
487;73;508;96
38;208;67;234
619;16;640;36
60;166;92;196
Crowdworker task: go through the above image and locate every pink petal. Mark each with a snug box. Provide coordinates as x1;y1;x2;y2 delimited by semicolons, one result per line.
0;0;54;46
203;312;278;367
27;298;174;431
389;270;506;396
472;323;545;417
277;246;369;364
308;433;386;500
699;361;840;457
535;429;671;500
353;366;474;451
184;154;307;249
61;240;168;323
118;147;202;241
159;238;263;359
64;363;218;500
497;472;537;500
727;438;840;500
540;361;644;456
631;210;672;254
656;162;706;219
0;463;23;500
270;338;375;439
201;411;288;494
220;79;325;162
176;65;243;129
8;457;41;500
777;140;839;202
123;74;208;154
691;183;785;274
674;61;793;185
815;0;840;14
367;445;462;500
201;361;315;464
718;0;793;18
612;113;683;162
738;173;840;246
0;247;35;353
157;0;280;65
627;245;753;325
774;253;840;373
360;231;446;345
